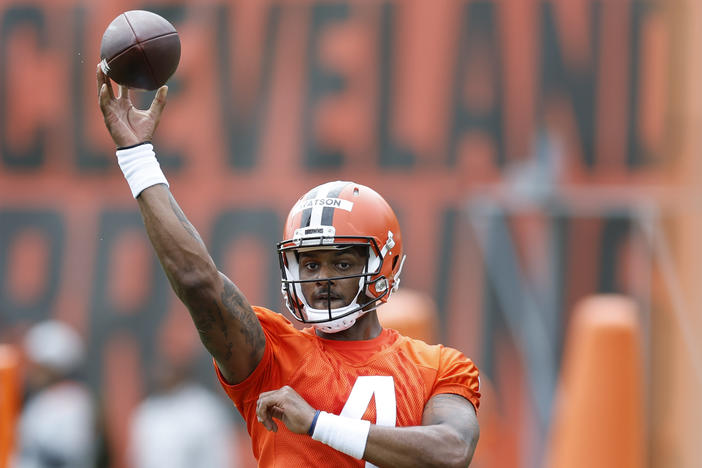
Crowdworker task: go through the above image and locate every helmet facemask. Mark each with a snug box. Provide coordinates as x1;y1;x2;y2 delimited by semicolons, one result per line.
278;235;391;333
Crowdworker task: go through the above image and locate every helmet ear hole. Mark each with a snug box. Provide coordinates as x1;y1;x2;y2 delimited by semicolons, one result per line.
392;254;399;270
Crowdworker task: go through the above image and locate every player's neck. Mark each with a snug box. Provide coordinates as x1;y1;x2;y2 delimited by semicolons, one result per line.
316;311;382;341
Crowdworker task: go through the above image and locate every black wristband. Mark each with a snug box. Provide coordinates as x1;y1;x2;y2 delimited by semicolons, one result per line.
117;141;152;151
307;410;321;436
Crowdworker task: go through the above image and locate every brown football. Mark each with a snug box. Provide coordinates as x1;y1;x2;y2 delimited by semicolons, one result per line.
99;10;180;91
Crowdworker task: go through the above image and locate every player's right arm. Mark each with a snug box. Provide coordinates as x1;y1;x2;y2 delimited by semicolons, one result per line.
96;66;265;384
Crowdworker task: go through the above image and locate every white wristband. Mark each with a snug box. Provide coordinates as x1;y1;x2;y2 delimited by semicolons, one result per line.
115;143;169;198
311;411;370;460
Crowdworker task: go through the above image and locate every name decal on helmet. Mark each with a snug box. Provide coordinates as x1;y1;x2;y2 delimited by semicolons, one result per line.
291;197;354;215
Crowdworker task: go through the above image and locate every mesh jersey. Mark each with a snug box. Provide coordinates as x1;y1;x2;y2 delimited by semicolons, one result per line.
214;307;480;467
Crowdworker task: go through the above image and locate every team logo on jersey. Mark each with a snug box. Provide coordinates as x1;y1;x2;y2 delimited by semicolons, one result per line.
291;197;354;215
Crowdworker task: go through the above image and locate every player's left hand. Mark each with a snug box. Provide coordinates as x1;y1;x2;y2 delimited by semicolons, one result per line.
256;385;317;434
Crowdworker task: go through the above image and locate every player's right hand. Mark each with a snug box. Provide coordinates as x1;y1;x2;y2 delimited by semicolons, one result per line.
96;65;167;148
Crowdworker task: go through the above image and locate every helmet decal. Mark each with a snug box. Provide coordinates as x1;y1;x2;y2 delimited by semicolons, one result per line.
298;181;348;229
297;185;319;229
291;197;354;217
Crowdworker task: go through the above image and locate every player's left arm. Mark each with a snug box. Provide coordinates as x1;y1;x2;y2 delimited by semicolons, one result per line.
256;387;479;468
362;393;479;468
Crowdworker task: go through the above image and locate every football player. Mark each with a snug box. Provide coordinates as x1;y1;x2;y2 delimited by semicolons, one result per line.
97;66;480;467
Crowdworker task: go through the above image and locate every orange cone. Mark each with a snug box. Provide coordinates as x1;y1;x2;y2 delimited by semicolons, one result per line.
546;295;645;468
0;345;20;467
378;289;439;344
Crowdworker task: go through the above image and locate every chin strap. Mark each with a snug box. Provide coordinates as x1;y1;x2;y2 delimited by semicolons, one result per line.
391;255;406;293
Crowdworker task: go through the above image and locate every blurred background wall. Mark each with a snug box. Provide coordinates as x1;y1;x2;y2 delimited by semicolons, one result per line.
0;0;699;467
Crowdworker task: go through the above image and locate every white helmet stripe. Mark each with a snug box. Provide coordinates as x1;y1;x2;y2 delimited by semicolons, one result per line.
308;181;344;227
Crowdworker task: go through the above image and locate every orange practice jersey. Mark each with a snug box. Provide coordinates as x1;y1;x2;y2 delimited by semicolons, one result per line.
215;307;480;467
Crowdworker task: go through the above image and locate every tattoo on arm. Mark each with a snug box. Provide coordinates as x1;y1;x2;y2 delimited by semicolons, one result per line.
193;278;265;366
168;192;205;245
160;193;265;378
221;279;266;359
195;296;234;362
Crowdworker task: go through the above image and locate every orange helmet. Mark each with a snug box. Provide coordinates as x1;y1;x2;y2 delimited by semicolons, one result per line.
277;181;405;332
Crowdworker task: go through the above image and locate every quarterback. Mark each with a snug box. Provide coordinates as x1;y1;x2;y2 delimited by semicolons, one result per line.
97;67;480;467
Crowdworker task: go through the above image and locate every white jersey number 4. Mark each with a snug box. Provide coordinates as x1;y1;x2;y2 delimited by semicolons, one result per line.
340;376;396;468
